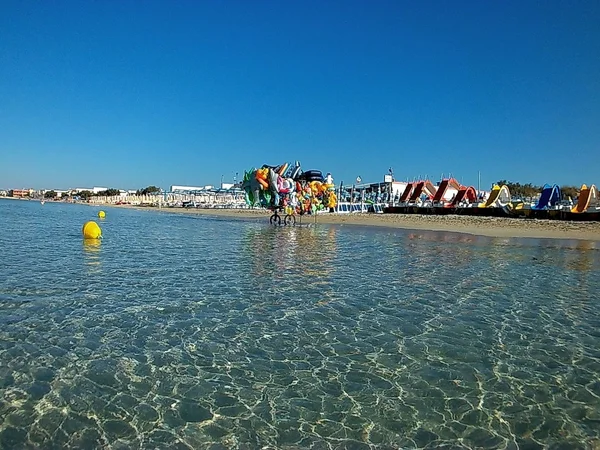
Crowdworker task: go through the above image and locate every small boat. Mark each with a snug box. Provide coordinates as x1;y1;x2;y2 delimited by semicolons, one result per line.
40;200;45;205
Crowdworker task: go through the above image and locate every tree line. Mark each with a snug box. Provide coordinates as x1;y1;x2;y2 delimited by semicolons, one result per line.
44;186;162;200
79;186;162;199
495;181;580;200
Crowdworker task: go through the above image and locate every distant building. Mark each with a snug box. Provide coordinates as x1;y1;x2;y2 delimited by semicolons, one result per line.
170;185;213;193
9;189;33;198
220;183;234;190
40;189;68;197
72;187;108;194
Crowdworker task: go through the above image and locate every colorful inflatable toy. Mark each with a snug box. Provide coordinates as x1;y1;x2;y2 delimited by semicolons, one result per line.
241;161;337;216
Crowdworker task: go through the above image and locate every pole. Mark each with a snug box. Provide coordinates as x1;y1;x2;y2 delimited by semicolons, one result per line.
361;188;365;212
478;171;481;196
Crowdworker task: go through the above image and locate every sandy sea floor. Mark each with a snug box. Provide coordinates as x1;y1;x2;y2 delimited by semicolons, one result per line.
5;199;600;448
107;205;600;241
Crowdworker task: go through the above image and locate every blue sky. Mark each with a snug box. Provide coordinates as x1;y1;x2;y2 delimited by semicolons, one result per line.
1;0;599;191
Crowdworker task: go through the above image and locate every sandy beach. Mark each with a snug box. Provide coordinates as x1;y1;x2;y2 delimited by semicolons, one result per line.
108;205;600;241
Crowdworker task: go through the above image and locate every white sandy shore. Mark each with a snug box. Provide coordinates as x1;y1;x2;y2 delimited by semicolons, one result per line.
105;204;600;241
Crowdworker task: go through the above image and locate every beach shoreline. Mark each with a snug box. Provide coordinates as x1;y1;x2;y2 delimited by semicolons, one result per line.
106;204;600;241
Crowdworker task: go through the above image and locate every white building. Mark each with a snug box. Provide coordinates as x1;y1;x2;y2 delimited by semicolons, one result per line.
171;185;204;192
73;187;108;194
390;181;408;198
170;185;215;192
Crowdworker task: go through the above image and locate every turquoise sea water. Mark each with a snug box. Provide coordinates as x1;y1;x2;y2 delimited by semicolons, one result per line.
1;199;600;449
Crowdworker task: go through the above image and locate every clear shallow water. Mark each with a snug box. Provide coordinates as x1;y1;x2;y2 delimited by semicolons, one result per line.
1;200;600;449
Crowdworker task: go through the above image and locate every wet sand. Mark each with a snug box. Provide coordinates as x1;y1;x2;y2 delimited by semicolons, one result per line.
107;205;600;241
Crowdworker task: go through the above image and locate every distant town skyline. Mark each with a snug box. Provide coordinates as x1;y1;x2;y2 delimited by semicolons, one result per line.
0;181;237;193
1;1;599;190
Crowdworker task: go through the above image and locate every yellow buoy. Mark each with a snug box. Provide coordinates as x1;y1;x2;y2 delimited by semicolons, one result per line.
82;221;102;239
98;210;106;219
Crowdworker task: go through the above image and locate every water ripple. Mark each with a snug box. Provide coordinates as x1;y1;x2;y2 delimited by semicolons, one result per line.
1;200;600;449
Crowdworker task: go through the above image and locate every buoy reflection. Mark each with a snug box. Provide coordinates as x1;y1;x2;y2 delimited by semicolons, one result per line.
83;239;101;252
83;239;102;273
